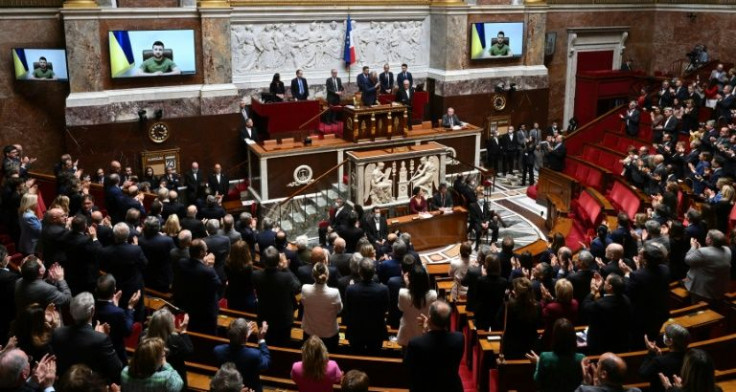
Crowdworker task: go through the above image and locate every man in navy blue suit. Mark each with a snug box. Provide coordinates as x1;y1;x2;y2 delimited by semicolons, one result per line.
97;222;147;321
357;66;379;106
256;217;277;256
94;274;141;362
404;300;464;392
290;69;309;101
396;63;413;88
214;318;270;392
174;238;222;334
377;240;406;284
344;258;389;354
138;216;176;293
252;246;301;345
379;63;394;94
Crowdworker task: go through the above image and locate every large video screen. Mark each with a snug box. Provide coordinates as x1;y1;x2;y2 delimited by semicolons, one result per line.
470;22;524;60
109;30;196;78
12;48;68;81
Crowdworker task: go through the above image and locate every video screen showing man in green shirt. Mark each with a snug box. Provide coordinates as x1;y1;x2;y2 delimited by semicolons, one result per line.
489;31;512;57
31;57;56;80
136;41;181;76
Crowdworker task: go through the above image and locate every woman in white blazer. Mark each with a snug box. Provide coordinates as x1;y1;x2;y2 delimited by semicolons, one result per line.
301;262;343;352
397;264;437;346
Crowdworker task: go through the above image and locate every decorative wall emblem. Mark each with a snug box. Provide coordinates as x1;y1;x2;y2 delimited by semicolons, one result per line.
287;164;314;187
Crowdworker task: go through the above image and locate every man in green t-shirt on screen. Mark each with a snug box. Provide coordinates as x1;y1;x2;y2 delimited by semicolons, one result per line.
489;31;512;57
31;57;55;80
136;41;181;76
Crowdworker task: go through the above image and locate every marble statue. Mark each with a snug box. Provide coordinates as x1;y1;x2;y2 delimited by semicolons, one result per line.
409;156;439;195
365;162;393;204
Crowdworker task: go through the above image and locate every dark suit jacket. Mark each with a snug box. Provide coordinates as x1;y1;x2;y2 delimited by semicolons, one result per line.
296;264;340;287
377;258;402;284
255;230;276;254
379;71;394;93
139;233;176;292
404;330;464;392
330;205;352;229
386;275;404;329
337;225;364;254
252;267;301;333
208;173;229;197
51;323;123;383
204;234;231;284
626;265;670;340
567;269;595;304
183;170;204;201
62;231;101;295
344;280;389;344
396;71;413;88
395;87;414;107
622;109;641;136
546;143;567;171
181;217;207;239
199;205;226;221
97;243;147;309
327;253;351;278
0;268;21;339
364;217;388;245
174;258;222;333
94;300;134;362
325;77;344;105
662;115;678;134
39;223;69;265
357;73;377;106
290;77;309;101
442;114;462;128
583;293;633;354
240;125;259;143
639;351;685;392
500;133;520;153
15;278;72;313
473;275;507;331
430;192;453;210
213;342;271;392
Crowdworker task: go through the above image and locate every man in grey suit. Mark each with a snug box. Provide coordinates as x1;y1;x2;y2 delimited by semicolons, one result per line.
684;229;731;302
441;107;462;128
325;69;344;124
15;256;71;314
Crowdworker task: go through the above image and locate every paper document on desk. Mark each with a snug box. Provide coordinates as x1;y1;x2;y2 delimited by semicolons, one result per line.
441;208;453;214
452;125;462;130
419;212;433;219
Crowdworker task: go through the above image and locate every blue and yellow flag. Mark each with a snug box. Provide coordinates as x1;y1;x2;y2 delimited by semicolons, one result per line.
471;23;486;58
109;31;135;77
12;48;28;79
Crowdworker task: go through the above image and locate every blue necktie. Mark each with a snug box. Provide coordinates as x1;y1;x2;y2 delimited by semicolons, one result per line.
298;79;303;95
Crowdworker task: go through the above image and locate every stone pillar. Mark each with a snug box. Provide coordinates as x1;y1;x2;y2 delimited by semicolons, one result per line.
62;9;103;93
524;9;548;67
429;5;469;72
200;6;238;115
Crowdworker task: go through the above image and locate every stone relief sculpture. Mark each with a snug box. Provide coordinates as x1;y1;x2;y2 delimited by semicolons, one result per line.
409;156;439;195
231;19;428;76
365;162;393;204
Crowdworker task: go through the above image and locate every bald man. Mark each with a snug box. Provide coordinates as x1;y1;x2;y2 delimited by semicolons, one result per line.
208;163;229;197
577;352;639;392
404;301;464;392
181;205;206;239
329;237;352;277
40;208;71;266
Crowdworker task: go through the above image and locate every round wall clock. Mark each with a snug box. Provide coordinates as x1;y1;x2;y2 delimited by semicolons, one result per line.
493;94;507;111
148;122;170;144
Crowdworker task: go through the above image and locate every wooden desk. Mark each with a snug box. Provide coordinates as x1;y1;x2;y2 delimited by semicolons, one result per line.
343;103;408;141
426;262;450;276
388;207;468;251
661;309;724;336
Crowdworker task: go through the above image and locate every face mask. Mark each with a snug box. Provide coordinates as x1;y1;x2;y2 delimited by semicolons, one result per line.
375;213;381;218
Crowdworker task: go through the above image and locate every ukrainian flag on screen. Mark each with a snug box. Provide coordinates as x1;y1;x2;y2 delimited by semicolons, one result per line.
471;23;486;58
12;49;28;79
109;31;135;77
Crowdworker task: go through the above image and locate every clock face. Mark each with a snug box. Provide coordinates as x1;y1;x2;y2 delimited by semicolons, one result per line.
493;94;507;111
148;122;170;144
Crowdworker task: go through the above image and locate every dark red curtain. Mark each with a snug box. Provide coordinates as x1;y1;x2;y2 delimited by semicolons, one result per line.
576;50;614;73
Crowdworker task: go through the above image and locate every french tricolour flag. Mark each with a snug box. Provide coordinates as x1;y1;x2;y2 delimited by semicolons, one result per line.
343;15;357;67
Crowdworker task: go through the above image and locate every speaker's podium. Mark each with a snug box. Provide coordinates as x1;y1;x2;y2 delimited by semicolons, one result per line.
342;103;409;142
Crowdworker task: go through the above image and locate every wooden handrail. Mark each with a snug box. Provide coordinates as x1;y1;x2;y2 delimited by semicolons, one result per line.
278;159;349;207
450;154;492;177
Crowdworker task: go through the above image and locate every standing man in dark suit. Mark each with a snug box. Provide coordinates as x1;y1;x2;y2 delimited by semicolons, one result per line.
204;219;231;293
39;208;70;267
715;84;735;123
583;273;633;355
181;205;207;239
138;216;176;293
94;274;141;362
337;212;364;254
330;197;352;231
546;135;567;172
325;69;344;124
566;250;596;304
255;217;277;255
395;80;414;129
51;292;124;383
252;246;301;345
357;66;379;106
404;300;464;392
97;223;147;321
486;131;502;173
500;126;520;175
364;206;388;250
379;63;394;94
240;118;259;144
183;161;204;204
620;100;641;137
15;256;71;314
62;214;101;295
396;63;413;88
174;239;222;334
290;69;309;101
208;163;229;197
344;258;389;354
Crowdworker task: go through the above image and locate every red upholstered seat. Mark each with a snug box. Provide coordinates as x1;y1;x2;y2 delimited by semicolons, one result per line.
526;184;538;200
124;322;142;351
729;203;736;232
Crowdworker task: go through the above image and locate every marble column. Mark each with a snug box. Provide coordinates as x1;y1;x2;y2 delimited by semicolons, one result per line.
524;10;548;67
200;7;238;115
429;6;469;72
62;10;103;93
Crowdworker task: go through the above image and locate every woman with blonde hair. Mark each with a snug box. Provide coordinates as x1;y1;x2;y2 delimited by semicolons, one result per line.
225;240;257;313
301;262;342;352
18;193;41;255
540;278;579;349
142;308;193;390
290;335;343;392
49;194;70;215
163;214;181;239
121;337;183;391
